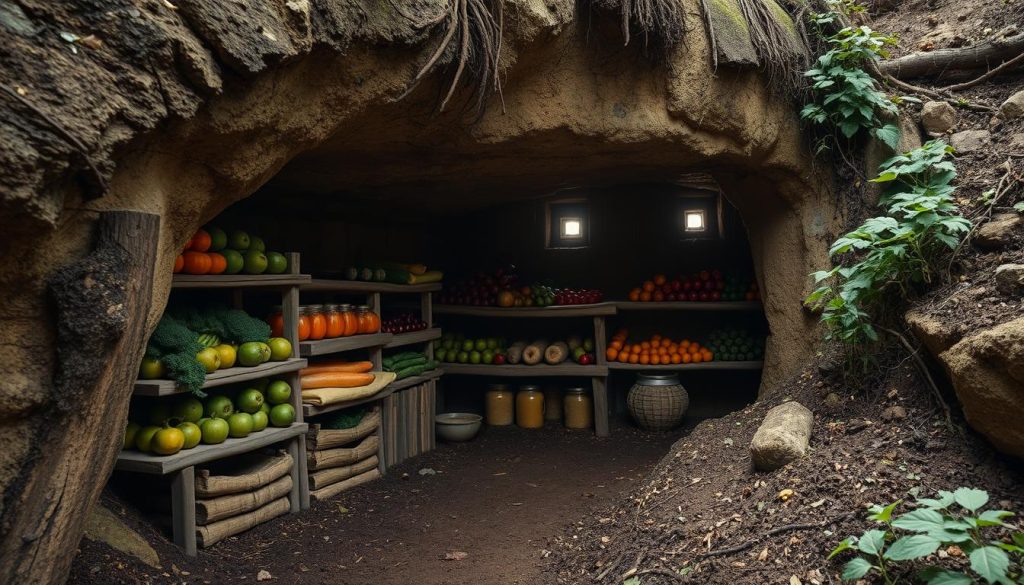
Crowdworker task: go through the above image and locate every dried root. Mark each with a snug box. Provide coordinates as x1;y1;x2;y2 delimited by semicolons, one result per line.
585;0;688;51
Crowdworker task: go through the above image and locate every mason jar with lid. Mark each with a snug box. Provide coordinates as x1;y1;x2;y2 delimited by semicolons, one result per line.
307;304;328;340
563;387;593;430
324;303;343;338
516;385;544;429
485;383;514;426
338;303;358;337
355;305;381;334
296;306;311;341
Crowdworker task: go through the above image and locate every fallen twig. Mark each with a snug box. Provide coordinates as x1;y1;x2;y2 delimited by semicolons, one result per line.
878;326;956;433
634;566;688;582
942;50;1024;92
695;511;856;560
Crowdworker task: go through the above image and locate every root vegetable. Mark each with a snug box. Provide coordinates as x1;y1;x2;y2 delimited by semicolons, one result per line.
522;341;546;365
545;342;568;365
506;342;526;364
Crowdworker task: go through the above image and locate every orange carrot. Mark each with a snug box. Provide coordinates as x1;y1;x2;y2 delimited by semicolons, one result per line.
301;371;375;390
300;360;374;376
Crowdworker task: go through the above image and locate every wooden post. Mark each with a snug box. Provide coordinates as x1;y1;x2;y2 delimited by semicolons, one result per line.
368;292;383;370
592;376;609;438
287;438;302;512
422;292;434;361
171;466;197;557
593;316;607;365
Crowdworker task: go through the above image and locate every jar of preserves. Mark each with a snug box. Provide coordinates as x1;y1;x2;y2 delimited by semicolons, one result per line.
324;304;343;338
339;303;358;337
516;385;544;429
355;305;380;334
297;306;311;341
267;305;284;338
543;386;562;421
307;304;328;340
485;383;514;426
563;387;593;430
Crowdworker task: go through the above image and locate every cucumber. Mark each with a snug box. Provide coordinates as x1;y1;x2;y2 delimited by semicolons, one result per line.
389;356;427;371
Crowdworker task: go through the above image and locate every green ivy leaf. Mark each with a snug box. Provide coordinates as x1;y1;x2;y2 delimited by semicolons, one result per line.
841;557;874;581
953;488;989;512
892;509;945;533
884;534;941;561
968;545;1009;583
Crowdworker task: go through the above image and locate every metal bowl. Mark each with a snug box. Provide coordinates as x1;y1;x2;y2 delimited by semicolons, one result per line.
435;413;483;442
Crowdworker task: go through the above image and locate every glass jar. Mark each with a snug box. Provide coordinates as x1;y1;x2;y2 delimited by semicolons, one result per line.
563;387;593;430
516;385;544;429
297;306;311;341
267;305;284;338
308;304;327;340
339;303;358;337
485;384;514;426
355;305;380;334
324;304;343;338
543;386;563;421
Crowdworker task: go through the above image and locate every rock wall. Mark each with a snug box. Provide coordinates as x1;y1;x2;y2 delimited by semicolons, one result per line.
0;0;831;581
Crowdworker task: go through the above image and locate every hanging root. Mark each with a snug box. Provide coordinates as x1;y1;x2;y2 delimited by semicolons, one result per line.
735;0;808;94
586;0;688;51
392;0;504;114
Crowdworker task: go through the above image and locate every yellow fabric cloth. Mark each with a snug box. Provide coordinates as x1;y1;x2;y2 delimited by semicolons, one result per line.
301;372;396;406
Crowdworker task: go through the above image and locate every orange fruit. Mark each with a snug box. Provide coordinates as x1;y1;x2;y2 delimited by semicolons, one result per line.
190;229;212;252
173;254;184;273
702;349;713;362
670;354;681;364
208;252;227;274
182;251;212;275
654;274;667;285
653;291;665;302
692;353;703;363
628;354;639;364
606;348;619;361
639;354;650;365
641;341;650;350
642;281;655;293
628;288;642;302
618;352;629;363
682;353;692;364
651;355;662;365
639;291;652;302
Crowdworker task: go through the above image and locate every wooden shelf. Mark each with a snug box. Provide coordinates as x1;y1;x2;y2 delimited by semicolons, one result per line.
115;423;308;475
607;361;764;371
133;358;308;397
302;279;442;294
615;301;763;311
385;328;442;349
171;274;311;289
434;303;616;318
442;363;608;377
303;369;444;418
299;333;393;357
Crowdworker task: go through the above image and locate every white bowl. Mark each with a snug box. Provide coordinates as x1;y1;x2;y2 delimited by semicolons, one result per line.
435;413;483;442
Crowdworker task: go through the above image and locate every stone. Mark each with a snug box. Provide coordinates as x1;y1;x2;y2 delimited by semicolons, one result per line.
1000;90;1024;121
83;504;160;569
750;401;813;471
939;317;1024;458
995;264;1024;295
949;129;991;153
974;213;1022;250
920;101;956;135
906;309;960;356
823;392;843;408
881;405;908;421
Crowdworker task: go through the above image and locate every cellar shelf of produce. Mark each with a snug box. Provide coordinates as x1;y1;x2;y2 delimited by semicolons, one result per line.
385;327;442;348
614;301;763;311
298;332;394;357
606;361;764;371
132;358;308;396
301;278;443;294
443;363;609;377
434;303;615;318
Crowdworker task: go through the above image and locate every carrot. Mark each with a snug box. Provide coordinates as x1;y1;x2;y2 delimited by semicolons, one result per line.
301;372;375;390
300;360;374;376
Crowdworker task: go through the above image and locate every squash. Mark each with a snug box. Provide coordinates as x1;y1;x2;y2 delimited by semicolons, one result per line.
544;342;568;365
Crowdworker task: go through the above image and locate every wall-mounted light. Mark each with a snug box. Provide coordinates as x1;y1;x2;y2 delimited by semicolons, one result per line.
560;217;583;239
546;198;590;249
684;210;706;233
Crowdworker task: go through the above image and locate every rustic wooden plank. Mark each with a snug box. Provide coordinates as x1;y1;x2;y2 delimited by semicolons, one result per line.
593;316;607;366
606;361;764;371
298;333;393;357
133;358;307;397
171;273;311;289
442;363;608;377
592;376;609;438
384;328;442;349
614;301;762;311
171;466;197;557
115;424;309;475
302;279;442;294
433;303;616;318
389;369;443;392
287;438;301;513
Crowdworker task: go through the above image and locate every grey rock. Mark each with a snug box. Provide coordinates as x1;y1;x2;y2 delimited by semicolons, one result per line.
995;264;1024;295
1000;90;1024;121
920;101;956;135
84;504;160;569
975;213;1022;250
950;129;991;153
750;401;813;472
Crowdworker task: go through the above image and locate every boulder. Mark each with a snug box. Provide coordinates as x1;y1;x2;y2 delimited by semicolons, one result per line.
906;309;960;356
974;212;1022;250
83;504;161;569
939;317;1024;458
949;129;991;153
920;101;956;135
1000;90;1024;121
750;401;813;471
995;264;1024;295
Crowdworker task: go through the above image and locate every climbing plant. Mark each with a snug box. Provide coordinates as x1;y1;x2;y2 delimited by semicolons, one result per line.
805;141;971;355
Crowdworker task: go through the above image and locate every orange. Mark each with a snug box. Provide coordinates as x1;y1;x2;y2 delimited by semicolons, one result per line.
682;353;692;364
651;334;662;342
642;281;655;293
182;251;212;275
641;341;650;350
702;349;713;362
650;355;661;365
639;354;650;365
618;352;629;363
689;345;701;355
653;291;665;302
640;291;652;302
610;340;623;350
692;353;703;363
628;354;639;364
628;288;642;302
653;274;667;286
606;348;619;361
173;254;184;274
190;229;212;252
670;354;681;364
208;252;227;274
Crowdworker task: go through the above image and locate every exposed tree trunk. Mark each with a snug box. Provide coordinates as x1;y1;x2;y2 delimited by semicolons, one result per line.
0;211;159;584
879;31;1024;79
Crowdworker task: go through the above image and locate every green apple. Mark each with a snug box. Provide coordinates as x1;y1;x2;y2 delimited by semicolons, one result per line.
227;412;254;438
462;340;474;352
172;397;204;423
177;422;202;449
251;410;269;432
457;351;469;364
470;350;482;364
201;418;229;444
266;380;292;405
269;404;295;427
134;426;161;452
248;236;266;252
482;350;495;364
206;226;228;251
435;348;448;362
228;230;250;250
236;388;265;414
474;339;487;352
204;395;234;419
265;251;288;274
243;250;268;275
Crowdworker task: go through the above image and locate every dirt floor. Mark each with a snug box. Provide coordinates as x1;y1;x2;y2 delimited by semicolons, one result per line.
69;423;680;585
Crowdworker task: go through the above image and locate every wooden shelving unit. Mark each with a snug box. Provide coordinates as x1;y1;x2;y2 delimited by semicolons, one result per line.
302;369;444;418
299;333;394;357
116;253;311;556
302;279;442;294
444;363;608;377
434;303;615;318
386;327;442;349
607;361;764;371
615;301;763;311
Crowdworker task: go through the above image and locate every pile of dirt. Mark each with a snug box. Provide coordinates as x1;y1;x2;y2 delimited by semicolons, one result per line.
546;361;1024;583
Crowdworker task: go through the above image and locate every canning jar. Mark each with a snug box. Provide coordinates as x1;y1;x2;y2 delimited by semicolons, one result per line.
355;305;380;334
297;306;311;341
339;303;358;337
308;304;327;340
324;304;343;338
267;305;284;338
543;386;563;421
563;387;593;430
485;383;514;426
516;385;544;429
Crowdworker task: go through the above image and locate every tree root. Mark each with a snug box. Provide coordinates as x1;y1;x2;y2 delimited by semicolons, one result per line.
878;326;956;433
